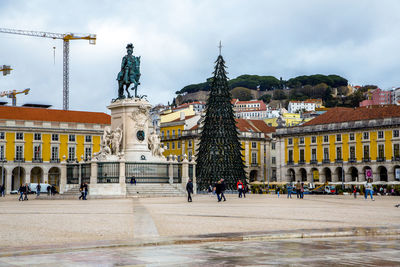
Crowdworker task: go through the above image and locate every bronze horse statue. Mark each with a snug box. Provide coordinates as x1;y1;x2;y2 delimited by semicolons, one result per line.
117;43;141;99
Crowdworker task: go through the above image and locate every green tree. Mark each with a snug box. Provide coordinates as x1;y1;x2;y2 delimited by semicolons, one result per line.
273;89;287;100
196;54;246;191
231;87;253;101
258;94;271;103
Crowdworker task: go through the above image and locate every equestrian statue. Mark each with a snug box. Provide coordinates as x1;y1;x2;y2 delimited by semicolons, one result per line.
117;43;141;99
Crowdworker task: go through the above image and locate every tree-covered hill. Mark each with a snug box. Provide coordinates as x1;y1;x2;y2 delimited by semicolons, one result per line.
175;74;348;95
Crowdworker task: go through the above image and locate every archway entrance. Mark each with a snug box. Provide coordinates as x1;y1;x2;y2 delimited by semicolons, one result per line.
323;167;331;182
394;165;400;181
311;168;319;182
30;167;43;184
48;167;61;191
287;168;295;182
378;166;388;182
0;166;6;189
12;167;25;190
362;166;372;182
249;170;258;182
349;167;359;182
335;167;344;182
299;168;307;182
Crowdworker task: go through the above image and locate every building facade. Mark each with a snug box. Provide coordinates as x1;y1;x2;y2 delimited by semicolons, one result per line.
0;106;110;193
275;106;400;184
360;88;392;107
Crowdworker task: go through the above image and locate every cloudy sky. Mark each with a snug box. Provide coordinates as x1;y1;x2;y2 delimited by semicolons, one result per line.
1;0;399;113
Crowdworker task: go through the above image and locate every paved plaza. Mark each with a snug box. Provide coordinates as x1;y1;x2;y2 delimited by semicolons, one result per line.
0;194;400;265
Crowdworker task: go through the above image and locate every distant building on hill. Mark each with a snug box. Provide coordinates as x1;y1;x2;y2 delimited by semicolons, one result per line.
288;99;323;113
359;88;392;107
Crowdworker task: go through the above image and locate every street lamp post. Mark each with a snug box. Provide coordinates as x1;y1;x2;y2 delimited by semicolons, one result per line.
341;161;345;190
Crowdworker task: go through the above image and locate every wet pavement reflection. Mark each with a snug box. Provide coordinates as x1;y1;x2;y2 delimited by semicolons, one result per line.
1;236;400;266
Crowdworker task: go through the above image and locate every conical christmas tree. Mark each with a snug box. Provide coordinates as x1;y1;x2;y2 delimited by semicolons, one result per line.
196;54;246;190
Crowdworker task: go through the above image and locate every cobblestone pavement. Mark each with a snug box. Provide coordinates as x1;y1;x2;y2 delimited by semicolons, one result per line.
0;236;399;266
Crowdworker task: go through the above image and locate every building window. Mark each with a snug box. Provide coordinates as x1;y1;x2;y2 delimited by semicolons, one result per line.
271;143;275;150
324;135;329;143
52;134;59;141
167;130;170;138
16;132;23;140
363;145;369;159
350;146;355;159
336;134;341;142
311;136;316;143
68;147;75;161
252;142;257;148
51;146;59;160
161;131;165;139
394;144;400;158
85;135;92;143
336;147;342;160
33;145;41;160
311;148;317;161
349;133;355;141
323;148;329;160
172;142;175;149
272;156;276;164
299;137;304;144
393;130;399;138
34;133;41;141
0;145;4;160
363;132;369;140
288;138;293;145
378;131;384;139
288;150;293;162
172;130;176;137
188;140;192;147
188;151;192;161
178;129;181;137
166;142;170;149
0;132;4;140
15;145;23;160
299;149;305;162
378;144;384;159
69;134;75;142
251;152;257;164
85;147;92;160
178;141;181;149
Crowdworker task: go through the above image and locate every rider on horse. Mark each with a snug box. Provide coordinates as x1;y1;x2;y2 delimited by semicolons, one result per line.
117;43;141;98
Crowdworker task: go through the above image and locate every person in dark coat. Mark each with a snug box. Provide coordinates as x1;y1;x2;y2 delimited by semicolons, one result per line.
79;183;85;200
18;184;25;201
220;179;227;202
23;183;29;200
186;179;193;202
214;181;223;202
47;185;51;196
83;183;88;200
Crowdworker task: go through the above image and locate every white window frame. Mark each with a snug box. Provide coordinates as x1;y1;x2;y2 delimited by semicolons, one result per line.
16;132;24;140
68;146;76;161
15;145;23;160
34;133;42;141
51;134;59;141
69;134;76;142
51;146;59;161
33;144;42;160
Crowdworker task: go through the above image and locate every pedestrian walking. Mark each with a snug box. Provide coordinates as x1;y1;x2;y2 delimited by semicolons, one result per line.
18;184;25;201
208;185;213;195
220;179;227;202
276;187;280;198
51;185;56;196
186;179;193;202
237;180;243;198
300;183;304;199
83;183;88;200
47;185;51;196
295;181;301;198
353;185;357;199
23;183;29;200
287;184;292;198
0;184;5;197
243;183;248;198
364;178;375;201
36;183;41;197
79;183;85;200
214;181;223;202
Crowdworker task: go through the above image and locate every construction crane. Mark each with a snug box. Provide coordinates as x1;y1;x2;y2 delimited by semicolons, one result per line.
0;88;30;106
0;65;13;76
0;28;96;110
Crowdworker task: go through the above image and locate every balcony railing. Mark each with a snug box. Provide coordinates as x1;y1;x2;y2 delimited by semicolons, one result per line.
363;157;371;162
50;158;60;163
335;159;343;163
322;159;330;164
14;158;25;163
251;163;258;167
298;160;305;165
376;157;386;162
287;160;294;166
310;159;318;164
348;158;357;163
32;158;43;163
392;156;400;162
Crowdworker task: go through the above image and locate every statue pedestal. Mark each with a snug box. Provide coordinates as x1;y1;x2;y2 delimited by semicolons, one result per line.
107;98;166;162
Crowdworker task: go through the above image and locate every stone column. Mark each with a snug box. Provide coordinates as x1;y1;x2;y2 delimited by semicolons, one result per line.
260;141;265;182
388;169;395;182
6;171;12;194
168;159;174;184
244;141;250;166
90;160;98;185
25;166;31;184
119;160;126;195
192;162;197;194
43;169;48;184
60;161;67;194
181;154;189;187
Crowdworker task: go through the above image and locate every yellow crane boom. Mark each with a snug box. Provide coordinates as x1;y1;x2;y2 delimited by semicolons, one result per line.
0;88;30;106
0;65;13;76
0;28;96;110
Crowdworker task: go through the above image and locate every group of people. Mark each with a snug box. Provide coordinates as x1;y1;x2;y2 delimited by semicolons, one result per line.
18;183;30;201
79;183;89;200
287;181;305;199
0;184;5;197
236;180;248;198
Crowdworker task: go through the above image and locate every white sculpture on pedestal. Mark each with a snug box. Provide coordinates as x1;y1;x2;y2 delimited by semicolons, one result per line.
94;125;124;160
148;133;165;158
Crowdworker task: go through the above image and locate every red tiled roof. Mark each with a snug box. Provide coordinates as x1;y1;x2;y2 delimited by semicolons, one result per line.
236;119;275;133
0;106;111;124
303;105;400;126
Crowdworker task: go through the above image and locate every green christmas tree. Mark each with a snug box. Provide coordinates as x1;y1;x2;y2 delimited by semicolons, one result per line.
196;54;246;190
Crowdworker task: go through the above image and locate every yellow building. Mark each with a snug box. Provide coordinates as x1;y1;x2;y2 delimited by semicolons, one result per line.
0;106;110;193
275;105;400;184
264;113;311;127
160;105;196;123
160;116;276;182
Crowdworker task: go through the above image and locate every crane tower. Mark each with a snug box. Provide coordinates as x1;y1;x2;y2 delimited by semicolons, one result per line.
0;28;96;110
